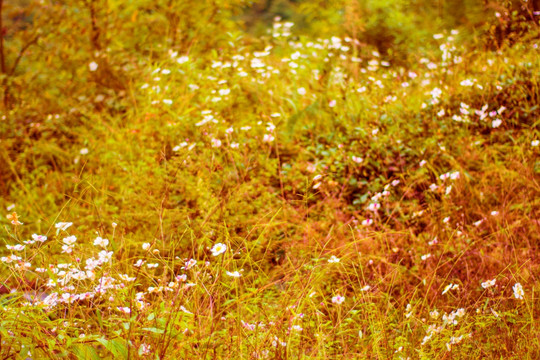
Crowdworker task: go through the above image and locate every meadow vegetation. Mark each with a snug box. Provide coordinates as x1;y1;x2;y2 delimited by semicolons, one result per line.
1;0;539;358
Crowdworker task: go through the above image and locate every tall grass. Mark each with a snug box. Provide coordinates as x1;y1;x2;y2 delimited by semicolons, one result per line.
1;11;539;360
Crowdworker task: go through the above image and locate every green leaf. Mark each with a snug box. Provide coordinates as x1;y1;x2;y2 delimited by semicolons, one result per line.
96;309;103;328
71;344;101;360
96;338;128;359
142;327;165;334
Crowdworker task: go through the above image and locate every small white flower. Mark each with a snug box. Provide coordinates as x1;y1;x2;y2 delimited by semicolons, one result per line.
1;254;22;263
473;219;484;227
367;203;380;212
531;140;539;147
119;274;136;282
481;279;496;289
405;303;413;318
361;219;373;226
142;243;151;250
55;222;73;231
442;283;459;295
351;156;363;164
332;295;345;305
177;56;189;64
6;244;25;251
89;62;98;71
63;236;77;245
93;237;109;248
80;148;89;155
297;87;306;95
430;87;442;98
61;244;73;254
180;306;192;314
184;259;197;270
226;270;242;278
32;234;47;242
218;88;230;96
492;119;502;128
134;259;145;267
328;255;340;263
98;250;113;263
513;283;524;300
138;343;152;357
211;243;227;256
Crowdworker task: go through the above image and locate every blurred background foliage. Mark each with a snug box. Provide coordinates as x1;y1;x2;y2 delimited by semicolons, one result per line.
1;0;538;112
243;0;540;59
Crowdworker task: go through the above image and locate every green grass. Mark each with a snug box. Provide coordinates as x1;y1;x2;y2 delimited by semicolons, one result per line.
1;14;540;360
